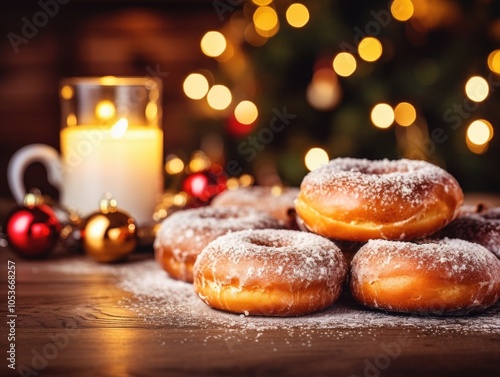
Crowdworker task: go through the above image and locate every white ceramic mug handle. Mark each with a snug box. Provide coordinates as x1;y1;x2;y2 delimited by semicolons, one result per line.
7;144;62;204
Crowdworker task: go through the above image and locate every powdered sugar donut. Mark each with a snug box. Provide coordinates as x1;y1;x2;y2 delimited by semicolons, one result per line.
154;206;283;282
193;229;348;317
211;186;299;227
295;158;464;241
350;239;500;315
434;207;500;258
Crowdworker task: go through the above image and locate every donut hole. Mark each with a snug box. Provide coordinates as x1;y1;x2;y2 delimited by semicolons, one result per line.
357;166;408;175
248;237;291;248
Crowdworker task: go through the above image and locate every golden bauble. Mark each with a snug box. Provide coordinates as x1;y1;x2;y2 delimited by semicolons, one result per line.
81;205;137;263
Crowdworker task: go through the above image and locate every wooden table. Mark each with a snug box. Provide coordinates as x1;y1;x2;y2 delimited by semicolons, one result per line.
1;196;499;377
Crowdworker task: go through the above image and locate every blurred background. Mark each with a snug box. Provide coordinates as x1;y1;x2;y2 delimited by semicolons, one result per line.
1;0;499;205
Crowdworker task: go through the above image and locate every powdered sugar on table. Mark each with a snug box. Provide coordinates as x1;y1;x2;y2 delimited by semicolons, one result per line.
45;257;500;337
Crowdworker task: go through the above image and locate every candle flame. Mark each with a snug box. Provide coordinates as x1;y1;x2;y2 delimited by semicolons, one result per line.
110;118;128;139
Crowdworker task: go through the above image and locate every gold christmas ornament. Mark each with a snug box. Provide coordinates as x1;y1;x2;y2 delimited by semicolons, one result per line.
81;195;137;263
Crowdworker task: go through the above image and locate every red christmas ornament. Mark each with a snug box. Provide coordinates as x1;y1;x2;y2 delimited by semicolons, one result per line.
183;167;227;204
5;192;61;258
227;113;256;137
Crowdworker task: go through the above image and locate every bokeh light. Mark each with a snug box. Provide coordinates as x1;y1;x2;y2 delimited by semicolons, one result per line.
465;76;489;102
358;37;383;62
234;100;258;124
286;3;310;28
394;102;417;127
207;85;232;110
66;114;77;127
95;100;116;121
487;50;500;74
165;156;185;175
239;174;254;187
183;73;209;100
252;0;272;5
60;85;73;100
304;147;329;171
306;68;341;110
332;52;357;77
253;6;278;32
466;119;494;145
371;103;395;129
391;0;414;22
200;31;227;58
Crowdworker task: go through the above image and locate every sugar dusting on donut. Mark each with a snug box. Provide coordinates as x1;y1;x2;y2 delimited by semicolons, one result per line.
354;238;499;280
211;186;299;224
434;214;500;258
154;206;283;255
301;158;458;212
196;229;346;287
351;238;500;314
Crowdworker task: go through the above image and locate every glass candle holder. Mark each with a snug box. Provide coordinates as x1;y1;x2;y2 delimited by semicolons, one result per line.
59;76;164;224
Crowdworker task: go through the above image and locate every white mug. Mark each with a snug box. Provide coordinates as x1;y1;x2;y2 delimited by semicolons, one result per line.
8;77;164;224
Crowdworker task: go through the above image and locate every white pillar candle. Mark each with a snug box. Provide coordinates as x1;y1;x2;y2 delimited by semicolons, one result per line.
60;120;163;224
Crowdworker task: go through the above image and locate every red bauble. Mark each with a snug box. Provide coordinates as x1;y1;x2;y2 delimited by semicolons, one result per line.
183;168;227;204
227;114;256;137
5;204;61;258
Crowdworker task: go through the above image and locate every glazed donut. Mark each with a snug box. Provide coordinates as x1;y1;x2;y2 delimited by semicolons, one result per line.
211;186;299;227
154;206;283;282
350;239;500;315
193;229;348;316
295;158;463;241
434;208;500;259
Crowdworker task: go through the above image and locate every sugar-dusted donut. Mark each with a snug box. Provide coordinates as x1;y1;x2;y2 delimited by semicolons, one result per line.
211;186;299;227
154;206;283;282
435;207;500;259
350;239;500;315
193;229;348;316
295;158;463;241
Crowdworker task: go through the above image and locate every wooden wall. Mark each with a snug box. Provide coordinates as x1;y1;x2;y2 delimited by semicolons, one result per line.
0;0;223;200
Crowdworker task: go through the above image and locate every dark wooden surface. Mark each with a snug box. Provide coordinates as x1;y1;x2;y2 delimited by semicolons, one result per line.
0;195;499;377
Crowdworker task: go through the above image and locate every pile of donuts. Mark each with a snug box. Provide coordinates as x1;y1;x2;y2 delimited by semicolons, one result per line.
154;158;500;317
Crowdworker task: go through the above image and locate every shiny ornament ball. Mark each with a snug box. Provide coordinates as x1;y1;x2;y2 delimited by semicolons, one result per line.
81;209;137;263
5;204;61;258
183;169;227;204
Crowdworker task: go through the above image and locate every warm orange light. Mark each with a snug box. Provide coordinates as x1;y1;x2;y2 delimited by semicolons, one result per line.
305;148;329;171
465;76;489;102
333;52;357;77
207;85;232;110
286;3;310;28
201;31;227;58
358;37;383;62
394;102;416;127
95;100;116;121
234;101;258;125
371;103;395;129
466;119;494;146
391;0;414;21
487;50;500;74
183;73;209;100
